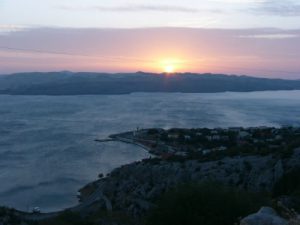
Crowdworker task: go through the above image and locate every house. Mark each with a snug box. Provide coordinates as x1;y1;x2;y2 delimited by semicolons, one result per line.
211;130;218;134
221;136;229;141
167;146;175;153
206;136;213;141
275;135;282;140
184;135;191;140
212;135;221;141
253;139;260;143
216;146;227;151
168;134;179;139
202;149;212;155
197;147;203;152
175;151;188;157
238;131;250;139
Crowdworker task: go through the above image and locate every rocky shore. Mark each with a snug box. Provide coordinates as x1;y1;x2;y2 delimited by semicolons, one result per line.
79;148;300;218
1;128;300;225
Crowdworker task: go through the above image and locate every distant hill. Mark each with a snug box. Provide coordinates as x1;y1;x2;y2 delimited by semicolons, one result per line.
0;71;300;95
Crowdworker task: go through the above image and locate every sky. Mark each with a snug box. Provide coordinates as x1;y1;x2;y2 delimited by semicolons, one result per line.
0;0;300;78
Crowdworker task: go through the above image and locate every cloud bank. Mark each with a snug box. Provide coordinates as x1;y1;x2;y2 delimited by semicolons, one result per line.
257;0;300;16
0;27;299;78
58;4;200;13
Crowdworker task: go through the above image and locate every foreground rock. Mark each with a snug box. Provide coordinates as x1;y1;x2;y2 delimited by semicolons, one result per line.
240;207;288;225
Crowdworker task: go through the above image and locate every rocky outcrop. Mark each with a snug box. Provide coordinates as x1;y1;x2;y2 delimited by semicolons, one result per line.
79;149;300;217
288;216;300;225
240;207;288;225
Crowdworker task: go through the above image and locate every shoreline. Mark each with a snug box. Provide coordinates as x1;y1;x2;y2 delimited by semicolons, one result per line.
6;133;154;220
95;136;152;152
2;126;300;221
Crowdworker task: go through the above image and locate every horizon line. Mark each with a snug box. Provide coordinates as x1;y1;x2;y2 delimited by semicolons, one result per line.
1;70;299;81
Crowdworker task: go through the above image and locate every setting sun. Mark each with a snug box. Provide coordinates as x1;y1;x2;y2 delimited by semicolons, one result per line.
160;58;183;73
164;65;175;73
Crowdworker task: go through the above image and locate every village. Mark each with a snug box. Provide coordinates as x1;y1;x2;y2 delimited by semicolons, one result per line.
104;126;300;159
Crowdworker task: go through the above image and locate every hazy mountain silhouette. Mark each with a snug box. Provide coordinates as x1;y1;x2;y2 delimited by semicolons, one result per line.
0;71;300;95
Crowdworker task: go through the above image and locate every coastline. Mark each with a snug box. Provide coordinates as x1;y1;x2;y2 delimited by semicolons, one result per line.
95;136;152;153
2;126;300;222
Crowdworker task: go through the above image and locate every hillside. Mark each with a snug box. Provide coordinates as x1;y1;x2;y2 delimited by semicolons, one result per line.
0;72;300;95
78;149;300;217
0;138;299;225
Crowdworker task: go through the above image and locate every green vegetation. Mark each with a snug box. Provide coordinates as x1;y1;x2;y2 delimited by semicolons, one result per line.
273;168;300;211
32;211;89;225
36;210;134;225
273;168;300;197
0;207;22;225
146;182;270;225
133;127;300;162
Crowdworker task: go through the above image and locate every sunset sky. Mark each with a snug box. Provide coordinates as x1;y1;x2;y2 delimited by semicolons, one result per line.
0;0;300;78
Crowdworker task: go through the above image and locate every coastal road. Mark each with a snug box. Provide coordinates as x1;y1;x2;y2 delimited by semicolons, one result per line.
18;183;112;221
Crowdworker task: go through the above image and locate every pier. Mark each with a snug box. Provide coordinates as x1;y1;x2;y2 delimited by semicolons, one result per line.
94;138;115;143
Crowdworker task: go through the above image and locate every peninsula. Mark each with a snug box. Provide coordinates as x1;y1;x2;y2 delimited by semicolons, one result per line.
96;126;300;160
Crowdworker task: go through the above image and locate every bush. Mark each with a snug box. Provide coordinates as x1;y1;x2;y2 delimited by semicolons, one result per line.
146;182;269;225
39;211;94;225
243;160;253;171
273;168;300;212
273;168;300;197
148;129;159;135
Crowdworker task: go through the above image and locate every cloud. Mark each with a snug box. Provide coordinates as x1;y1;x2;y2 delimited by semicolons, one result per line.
1;27;300;78
238;34;299;39
58;4;201;13
257;0;300;16
0;25;29;35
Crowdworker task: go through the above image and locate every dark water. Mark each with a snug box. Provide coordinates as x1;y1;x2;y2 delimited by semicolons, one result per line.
0;91;300;212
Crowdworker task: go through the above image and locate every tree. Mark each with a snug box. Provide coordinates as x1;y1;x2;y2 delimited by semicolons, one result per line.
146;182;268;225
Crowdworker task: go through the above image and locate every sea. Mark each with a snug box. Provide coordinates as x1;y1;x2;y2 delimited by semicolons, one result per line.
0;90;300;212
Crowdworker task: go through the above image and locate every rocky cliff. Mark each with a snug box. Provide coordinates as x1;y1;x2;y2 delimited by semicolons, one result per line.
79;149;300;217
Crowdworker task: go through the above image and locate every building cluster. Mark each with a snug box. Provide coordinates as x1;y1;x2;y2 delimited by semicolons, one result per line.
131;126;300;158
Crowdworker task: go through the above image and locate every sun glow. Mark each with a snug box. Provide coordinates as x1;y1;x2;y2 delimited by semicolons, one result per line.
164;64;175;73
161;58;183;73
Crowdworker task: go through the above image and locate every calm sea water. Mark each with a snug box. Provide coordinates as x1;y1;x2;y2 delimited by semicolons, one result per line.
0;91;300;212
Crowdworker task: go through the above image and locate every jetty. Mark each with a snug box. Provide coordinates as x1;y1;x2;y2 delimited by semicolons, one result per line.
94;138;115;143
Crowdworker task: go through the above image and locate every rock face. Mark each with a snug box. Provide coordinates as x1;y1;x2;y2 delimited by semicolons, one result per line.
79;149;300;217
240;207;288;225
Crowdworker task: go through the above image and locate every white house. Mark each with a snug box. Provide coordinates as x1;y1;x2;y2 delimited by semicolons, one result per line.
212;135;221;141
184;135;191;140
168;134;179;139
202;149;212;155
217;146;227;151
238;131;250;139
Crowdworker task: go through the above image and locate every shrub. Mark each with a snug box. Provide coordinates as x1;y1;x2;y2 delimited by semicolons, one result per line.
146;182;269;225
273;168;300;197
273;168;300;212
243;160;252;171
39;211;93;225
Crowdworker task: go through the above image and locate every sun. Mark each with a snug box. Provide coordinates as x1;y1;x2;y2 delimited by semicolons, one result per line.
164;64;175;73
161;58;182;73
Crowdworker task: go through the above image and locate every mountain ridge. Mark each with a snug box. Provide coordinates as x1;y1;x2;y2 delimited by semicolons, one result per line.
0;71;300;95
